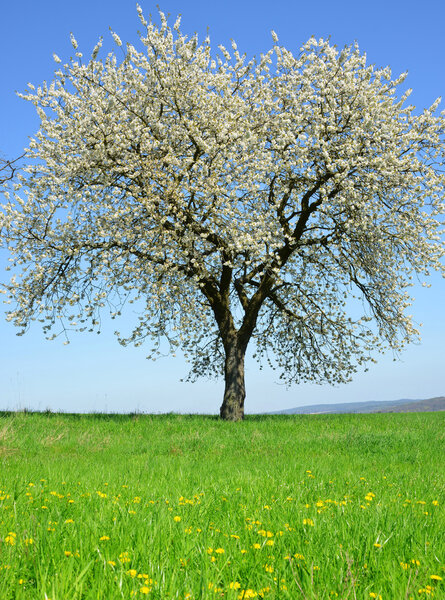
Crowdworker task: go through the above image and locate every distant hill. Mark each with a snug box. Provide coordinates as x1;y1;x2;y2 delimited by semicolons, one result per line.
269;396;445;415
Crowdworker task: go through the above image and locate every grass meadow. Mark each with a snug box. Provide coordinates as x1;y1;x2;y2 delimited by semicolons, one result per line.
0;411;443;599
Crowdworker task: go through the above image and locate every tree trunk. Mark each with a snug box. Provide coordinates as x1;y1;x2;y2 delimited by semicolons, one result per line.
219;342;246;421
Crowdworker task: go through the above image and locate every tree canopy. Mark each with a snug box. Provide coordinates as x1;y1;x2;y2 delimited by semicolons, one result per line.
1;8;444;419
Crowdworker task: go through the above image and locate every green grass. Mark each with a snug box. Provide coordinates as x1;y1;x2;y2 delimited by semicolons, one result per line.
0;411;444;599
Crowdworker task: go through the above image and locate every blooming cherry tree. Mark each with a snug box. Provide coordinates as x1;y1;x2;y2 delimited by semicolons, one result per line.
1;9;444;420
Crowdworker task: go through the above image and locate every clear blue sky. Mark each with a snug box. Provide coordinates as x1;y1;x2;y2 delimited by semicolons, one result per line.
0;0;444;414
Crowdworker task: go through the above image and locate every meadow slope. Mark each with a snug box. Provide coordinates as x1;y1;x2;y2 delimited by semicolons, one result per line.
0;412;444;599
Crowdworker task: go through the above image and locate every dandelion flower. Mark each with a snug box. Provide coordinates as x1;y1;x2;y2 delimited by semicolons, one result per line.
238;590;257;599
5;534;16;545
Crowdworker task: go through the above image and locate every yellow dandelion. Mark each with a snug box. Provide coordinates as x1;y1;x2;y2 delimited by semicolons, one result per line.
238;590;257;599
99;535;110;541
119;551;131;564
215;548;225;554
431;575;442;581
140;586;151;594
173;516;181;522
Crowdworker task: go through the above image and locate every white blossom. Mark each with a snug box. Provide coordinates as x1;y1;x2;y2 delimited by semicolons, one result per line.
110;30;122;47
69;33;78;49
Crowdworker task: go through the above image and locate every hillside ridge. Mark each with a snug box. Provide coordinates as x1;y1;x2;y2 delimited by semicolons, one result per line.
269;396;445;415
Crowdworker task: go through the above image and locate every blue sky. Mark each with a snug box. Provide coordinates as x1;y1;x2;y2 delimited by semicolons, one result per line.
0;0;444;414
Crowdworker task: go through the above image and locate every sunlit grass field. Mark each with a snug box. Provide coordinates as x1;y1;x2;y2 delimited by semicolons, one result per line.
0;411;444;599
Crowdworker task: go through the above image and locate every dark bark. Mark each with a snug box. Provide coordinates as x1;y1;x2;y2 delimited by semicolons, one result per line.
199;264;273;422
219;341;246;421
0;153;25;185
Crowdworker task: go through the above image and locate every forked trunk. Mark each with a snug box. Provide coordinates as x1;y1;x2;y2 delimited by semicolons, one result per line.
219;343;246;421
